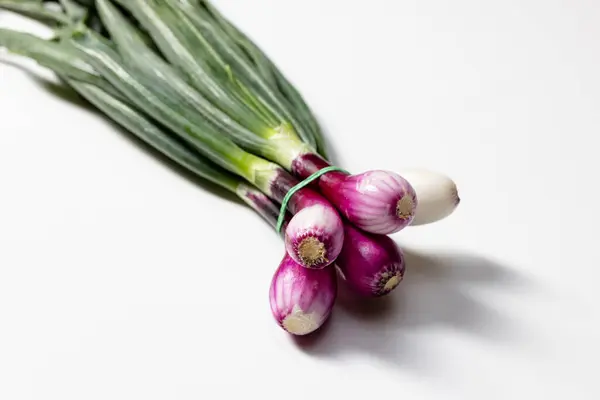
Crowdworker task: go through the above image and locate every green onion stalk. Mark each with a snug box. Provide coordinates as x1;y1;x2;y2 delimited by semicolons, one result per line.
54;0;328;151
0;25;344;269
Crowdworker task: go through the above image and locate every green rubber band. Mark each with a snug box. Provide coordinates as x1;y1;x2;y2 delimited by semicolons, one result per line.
276;166;348;233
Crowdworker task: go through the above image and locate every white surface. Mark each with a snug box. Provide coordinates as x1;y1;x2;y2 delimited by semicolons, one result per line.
1;1;599;399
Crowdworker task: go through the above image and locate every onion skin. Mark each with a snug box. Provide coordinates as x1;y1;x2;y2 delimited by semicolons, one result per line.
269;254;337;335
335;224;406;297
269;168;344;269
291;154;417;235
398;169;460;226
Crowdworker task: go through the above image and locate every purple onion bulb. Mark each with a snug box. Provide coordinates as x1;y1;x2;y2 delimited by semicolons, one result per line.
269;253;337;335
291;155;417;235
284;204;344;269
335;224;406;297
330;170;417;234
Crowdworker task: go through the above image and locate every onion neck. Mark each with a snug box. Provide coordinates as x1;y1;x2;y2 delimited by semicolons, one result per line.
291;152;348;190
261;123;313;169
266;168;326;213
253;127;346;214
241;153;327;215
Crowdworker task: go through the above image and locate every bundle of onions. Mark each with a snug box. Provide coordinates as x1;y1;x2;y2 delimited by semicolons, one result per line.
0;0;460;336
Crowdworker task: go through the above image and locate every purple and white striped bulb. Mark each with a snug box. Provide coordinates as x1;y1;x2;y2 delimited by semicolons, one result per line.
284;204;344;269
291;155;417;235
335;223;406;297
269;253;337;335
328;170;418;234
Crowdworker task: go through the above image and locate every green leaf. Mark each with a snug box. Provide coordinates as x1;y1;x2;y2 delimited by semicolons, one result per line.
168;1;315;146
110;0;244;119
67;79;242;193
197;0;327;156
198;1;327;157
0;0;71;25
94;0;269;156
67;27;258;180
57;0;86;21
0;27;121;98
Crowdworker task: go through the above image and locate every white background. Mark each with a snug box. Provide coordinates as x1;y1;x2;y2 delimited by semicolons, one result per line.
1;1;599;399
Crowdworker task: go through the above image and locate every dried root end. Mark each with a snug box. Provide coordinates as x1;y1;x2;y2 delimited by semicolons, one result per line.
298;237;327;267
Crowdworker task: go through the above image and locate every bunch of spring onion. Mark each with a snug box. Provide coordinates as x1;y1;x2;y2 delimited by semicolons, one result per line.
0;0;460;336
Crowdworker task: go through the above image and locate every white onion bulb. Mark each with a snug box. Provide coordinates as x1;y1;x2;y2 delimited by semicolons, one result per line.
398;169;460;226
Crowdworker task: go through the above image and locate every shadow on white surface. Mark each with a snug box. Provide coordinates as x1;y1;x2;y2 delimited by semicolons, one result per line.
292;248;536;372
